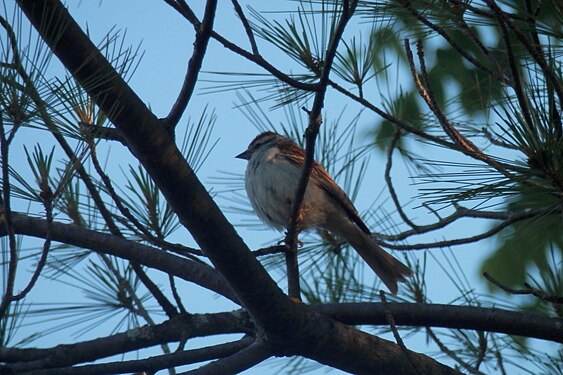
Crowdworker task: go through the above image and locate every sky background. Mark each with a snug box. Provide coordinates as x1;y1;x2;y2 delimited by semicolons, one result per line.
4;1;553;374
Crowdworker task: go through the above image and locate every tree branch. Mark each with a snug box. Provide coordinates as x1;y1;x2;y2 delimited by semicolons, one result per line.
385;128;420;230
164;0;319;93
164;0;218;131
426;327;485;375
2;213;238;303
231;0;258;55
403;0;509;85
181;340;270;375
484;272;563;304
18;339;254;375
0;111;18;319
284;0;358;299
1;312;249;372
312;302;563;343
376;205;556;242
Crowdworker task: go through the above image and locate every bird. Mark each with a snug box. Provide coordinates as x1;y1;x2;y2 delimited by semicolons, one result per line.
236;131;413;294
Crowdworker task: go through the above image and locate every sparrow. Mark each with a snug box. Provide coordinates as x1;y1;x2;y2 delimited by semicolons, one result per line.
237;131;412;294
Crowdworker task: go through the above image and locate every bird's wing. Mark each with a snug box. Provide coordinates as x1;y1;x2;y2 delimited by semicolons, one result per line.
312;162;371;234
281;144;371;235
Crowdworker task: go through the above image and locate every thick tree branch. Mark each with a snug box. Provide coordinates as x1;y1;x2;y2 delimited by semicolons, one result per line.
2;213;237;303
16;0;291;329
1;312;249;372
3;301;559;371
17;339;254;375
312;302;563;343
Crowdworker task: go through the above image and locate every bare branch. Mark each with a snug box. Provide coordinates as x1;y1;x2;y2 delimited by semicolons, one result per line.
80;123;126;145
164;0;218;131
1;312;249;372
385;128;420;230
380;291;423;375
426;327;486;375
163;0;319;93
3;213;238;302
403;0;509;85
284;0;358;299
486;0;563;107
9;184;53;302
0;111;18;319
380;218;516;250
181;340;270;375
231;0;258;55
484;272;563;304
486;0;535;131
377;204;555;242
328;79;457;148
313;302;563;343
16;339;254;375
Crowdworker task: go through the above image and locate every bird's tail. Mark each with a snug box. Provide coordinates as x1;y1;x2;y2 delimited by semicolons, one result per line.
350;234;413;294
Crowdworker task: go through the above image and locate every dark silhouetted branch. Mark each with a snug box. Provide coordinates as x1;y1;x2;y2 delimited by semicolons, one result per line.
164;0;218;130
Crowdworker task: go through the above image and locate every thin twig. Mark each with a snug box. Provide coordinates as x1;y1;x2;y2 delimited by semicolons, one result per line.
474;331;488;371
169;274;188;314
87;128;186;318
404;39;549;192
482;127;519;150
163;0;319;93
484;272;563;304
486;0;535;132
133;262;179;318
379;217;517;250
87;130;203;260
385;128;420;230
180;340;271;375
493;338;508;375
328;78;458;148
81;123;127;145
403;0;509;85
284;0;358;299
231;0;259;55
486;0;563;107
451;7;508;84
376;204;554;243
252;245;286;257
10;184;53;302
406;39;482;156
426;327;485;375
380;291;422;375
0;113;18;319
164;0;218;131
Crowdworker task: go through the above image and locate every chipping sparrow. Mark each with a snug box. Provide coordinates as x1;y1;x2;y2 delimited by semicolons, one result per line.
236;131;413;294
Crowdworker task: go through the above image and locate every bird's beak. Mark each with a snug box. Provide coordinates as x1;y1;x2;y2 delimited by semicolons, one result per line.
235;149;251;160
